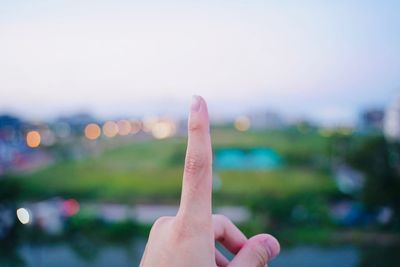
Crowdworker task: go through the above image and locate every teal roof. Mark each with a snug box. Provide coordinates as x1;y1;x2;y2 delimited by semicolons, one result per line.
214;148;282;170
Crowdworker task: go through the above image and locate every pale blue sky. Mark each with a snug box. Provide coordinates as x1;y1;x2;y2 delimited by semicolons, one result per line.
0;0;399;124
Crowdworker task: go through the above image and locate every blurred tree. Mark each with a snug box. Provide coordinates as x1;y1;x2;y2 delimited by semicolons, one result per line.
358;244;400;267
0;176;22;202
347;136;400;227
0;176;24;267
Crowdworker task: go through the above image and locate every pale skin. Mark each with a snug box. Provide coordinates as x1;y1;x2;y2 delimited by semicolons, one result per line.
139;96;280;267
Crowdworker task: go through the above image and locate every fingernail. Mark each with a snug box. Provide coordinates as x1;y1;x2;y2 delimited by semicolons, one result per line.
191;95;201;112
262;237;280;260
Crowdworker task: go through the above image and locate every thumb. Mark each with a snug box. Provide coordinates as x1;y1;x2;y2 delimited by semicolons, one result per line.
228;234;280;267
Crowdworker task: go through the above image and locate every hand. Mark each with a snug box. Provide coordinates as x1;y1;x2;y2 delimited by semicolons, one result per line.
139;96;280;267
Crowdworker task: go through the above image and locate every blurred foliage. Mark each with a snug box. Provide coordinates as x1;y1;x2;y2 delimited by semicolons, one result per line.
248;193;333;227
346;135;400;228
0;177;24;267
67;214;143;241
358;244;400;267
0;176;22;202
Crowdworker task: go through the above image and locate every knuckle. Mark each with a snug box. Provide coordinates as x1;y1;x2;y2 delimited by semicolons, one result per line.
188;118;203;132
184;151;206;176
216;214;229;222
148;216;174;243
152;216;172;230
213;214;230;226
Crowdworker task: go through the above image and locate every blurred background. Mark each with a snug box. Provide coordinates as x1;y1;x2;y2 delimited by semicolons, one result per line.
1;0;400;266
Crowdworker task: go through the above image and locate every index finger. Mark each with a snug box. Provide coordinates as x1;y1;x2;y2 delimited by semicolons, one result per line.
177;95;213;220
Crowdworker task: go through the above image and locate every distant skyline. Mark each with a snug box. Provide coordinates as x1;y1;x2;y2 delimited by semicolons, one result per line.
1;0;399;125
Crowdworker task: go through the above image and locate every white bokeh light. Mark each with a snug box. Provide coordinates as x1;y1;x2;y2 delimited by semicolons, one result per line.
16;208;31;225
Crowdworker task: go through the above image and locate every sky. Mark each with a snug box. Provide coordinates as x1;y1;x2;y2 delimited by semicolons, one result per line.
1;0;400;125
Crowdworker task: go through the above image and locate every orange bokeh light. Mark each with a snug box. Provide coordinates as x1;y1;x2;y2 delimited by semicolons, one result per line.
26;130;41;148
84;123;101;140
130;120;141;134
103;121;119;138
117;120;131;136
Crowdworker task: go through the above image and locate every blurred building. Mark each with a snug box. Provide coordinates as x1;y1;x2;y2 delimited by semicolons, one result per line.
0;115;57;175
0;115;26;175
384;95;400;141
248;111;283;130
55;113;97;136
360;108;384;132
0;115;24;142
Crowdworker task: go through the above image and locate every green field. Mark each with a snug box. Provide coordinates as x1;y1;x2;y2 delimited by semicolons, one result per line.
17;128;337;204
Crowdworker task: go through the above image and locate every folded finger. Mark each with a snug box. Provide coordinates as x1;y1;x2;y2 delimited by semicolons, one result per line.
228;234;280;267
213;214;247;254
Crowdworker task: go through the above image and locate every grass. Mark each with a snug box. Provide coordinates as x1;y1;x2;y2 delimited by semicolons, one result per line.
218;168;335;197
15;128;337;203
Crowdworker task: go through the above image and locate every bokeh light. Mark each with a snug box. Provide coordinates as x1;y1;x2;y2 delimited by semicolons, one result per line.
16;208;31;225
117;120;131;136
234;116;251;131
26;130;41;148
130;120;142;134
54;122;71;139
142;116;158;132
41;129;56;146
103;121;119;138
63;199;80;217
84;123;101;140
151;119;176;139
